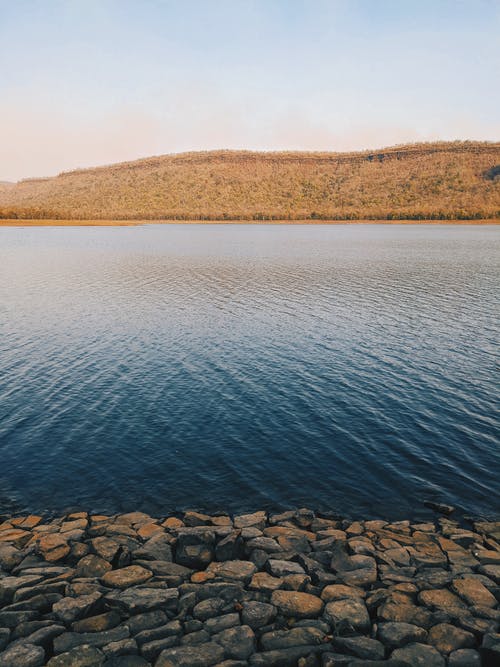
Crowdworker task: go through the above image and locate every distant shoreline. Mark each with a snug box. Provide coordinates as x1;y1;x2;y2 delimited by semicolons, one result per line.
1;219;499;227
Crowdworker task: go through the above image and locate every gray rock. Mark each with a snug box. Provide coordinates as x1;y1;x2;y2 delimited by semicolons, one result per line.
53;591;102;624
102;638;138;658
126;610;168;635
448;648;481;666
260;626;325;650
324;598;371;634
72;611;121;634
181;629;210;645
102;657;148;667
391;642;445;666
377;622;427;649
53;626;130;654
12;624;65;649
155;642;225;666
0;544;24;571
46;644;105;666
0;643;45;667
213;625;256;660
0;627;10;651
140;636;178;662
105;587;178;614
267;559;305;577
175;531;215;569
134;620;182;646
133;534;173;562
333;636;385;660
248;644;333;666
75;555;112;578
215;531;245;562
241;601;277;629
204;613;241;634
0;610;38;628
193;597;231;621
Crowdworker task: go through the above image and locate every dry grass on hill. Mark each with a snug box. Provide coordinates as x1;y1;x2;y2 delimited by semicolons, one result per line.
0;141;499;220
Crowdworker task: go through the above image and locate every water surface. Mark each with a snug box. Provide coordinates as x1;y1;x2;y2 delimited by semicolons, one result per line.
1;224;498;519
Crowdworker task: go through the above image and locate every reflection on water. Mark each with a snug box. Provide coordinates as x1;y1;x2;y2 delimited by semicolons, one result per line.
0;224;499;519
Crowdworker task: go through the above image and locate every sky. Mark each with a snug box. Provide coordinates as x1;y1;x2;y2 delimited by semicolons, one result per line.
1;0;499;181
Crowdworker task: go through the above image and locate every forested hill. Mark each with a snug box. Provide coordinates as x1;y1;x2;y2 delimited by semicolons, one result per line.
1;142;499;220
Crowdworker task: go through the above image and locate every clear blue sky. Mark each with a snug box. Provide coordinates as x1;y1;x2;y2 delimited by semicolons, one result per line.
1;0;498;180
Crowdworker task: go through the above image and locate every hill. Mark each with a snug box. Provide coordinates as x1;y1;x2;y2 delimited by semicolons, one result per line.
0;141;499;220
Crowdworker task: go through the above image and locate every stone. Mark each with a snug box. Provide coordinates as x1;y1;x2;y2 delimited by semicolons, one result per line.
427;623;475;654
333;637;385;660
193;597;229;621
72;611;121;633
241;601;277;629
234;512;266;530
105;587;178;614
418;588;466;611
134;620;182;646
0;544;24;571
249;572;282;592
481;632;500;667
53;626;130;654
76;554;112;578
175;531;215;569
16;624;65;648
0;628;10;651
391;642;445;666
377;601;434;629
448;648;481;666
205;559;257;583
377;622;427;648
213;625;256;660
267;559;305;577
452;578;497;607
204;613;240;634
248;644;332;665
321;584;365;602
271;590;323;618
260;626;325;650
133;534;173;561
127;610;168;635
53;591;102;624
246;537;282;553
101;565;152;588
102;638;138;658
0;643;45;667
140;636;178;661
36;533;70;562
155;642;225;666
0;610;38;628
215;531;244;562
324;598;371;634
46;645;105;666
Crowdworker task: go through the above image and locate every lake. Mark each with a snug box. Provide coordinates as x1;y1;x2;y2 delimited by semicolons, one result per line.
0;224;498;520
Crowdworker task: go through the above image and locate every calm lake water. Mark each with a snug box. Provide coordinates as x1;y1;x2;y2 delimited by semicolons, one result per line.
1;224;499;520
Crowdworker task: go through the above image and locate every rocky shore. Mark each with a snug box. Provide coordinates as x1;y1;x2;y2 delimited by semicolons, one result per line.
0;509;499;667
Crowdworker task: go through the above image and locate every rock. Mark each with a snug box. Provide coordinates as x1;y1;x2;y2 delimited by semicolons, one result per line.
452;577;498;607
155;642;225;666
0;544;24;571
248;644;332;665
75;554;112;578
133;534;173;561
134;620;182;646
175;531;215;569
246;537;282;553
213;624;256;660
427;623;475;654
324;598;371;634
72;611;121;633
448;648;481;666
271;590;323;618
234;512;266;530
193;597;230;621
215;531;244;562
0;643;45;666
418;588;466;611
241;601;277;629
102;638;138;658
0;610;38;628
249;572;282;592
140;636;178;661
377;601;434;629
267;559;305;577
101;565;152;589
53;591;102;624
333;637;385;660
204;613;241;634
46;645;105;666
15;624;65;649
0;628;10;651
36;534;70;562
391;642;445;665
377;622;427;648
321;584;365;602
260;626;325;650
53;626;130;654
127;610;168;635
105;587;178;614
478;564;500;584
205;559;256;583
481;632;500;667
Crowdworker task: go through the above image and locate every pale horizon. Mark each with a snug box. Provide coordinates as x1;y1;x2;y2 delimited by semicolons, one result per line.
1;0;499;181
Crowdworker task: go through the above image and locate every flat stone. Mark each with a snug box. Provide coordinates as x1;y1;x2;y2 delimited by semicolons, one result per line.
448;648;481;666
452;577;498;607
156;642;225;666
133;534;173;561
260;626;325;650
193;597;229;621
418;588;466;611
234;512;266;530
76;554;112;578
205;559;257;583
427;623;475;654
46;645;105;666
324;598;371;634
377;622;427;649
53;591;102;624
391;642;445;666
249;572;283;592
0;544;24;570
53;626;129;653
241;601;277;629
271;590;323;618
127;610;168;635
213;625;255;660
321;584;365;602
105;587;178;614
333;636;385;660
0;528;32;548
377;601;434;629
101;565;152;588
204;613;241;634
267;559;305;577
134;620;182;646
72;611;121;633
0;628;10;651
0;643;45;667
0;611;38;628
140;636;178;661
36;534;70;562
246;537;282;553
175;531;215;569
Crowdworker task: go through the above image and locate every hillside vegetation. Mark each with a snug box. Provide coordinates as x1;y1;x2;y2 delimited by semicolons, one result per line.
0;142;499;220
